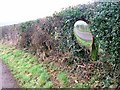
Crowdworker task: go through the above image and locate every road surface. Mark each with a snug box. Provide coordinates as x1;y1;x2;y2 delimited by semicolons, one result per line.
0;60;19;89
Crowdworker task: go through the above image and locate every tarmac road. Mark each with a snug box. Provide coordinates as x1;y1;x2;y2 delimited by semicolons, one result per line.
0;60;19;89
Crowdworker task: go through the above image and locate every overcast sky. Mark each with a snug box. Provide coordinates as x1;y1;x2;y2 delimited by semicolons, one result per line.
0;0;93;26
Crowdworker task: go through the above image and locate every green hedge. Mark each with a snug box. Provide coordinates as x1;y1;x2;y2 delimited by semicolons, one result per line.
41;4;96;62
90;2;120;63
90;2;120;85
19;2;119;64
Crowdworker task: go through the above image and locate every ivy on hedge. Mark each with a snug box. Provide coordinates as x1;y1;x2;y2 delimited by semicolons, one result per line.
18;2;120;64
90;2;120;63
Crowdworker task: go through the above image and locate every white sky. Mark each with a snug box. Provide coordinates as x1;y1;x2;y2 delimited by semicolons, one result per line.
0;0;93;26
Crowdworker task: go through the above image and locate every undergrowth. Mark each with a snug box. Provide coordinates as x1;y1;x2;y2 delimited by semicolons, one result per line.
0;44;94;88
1;44;116;88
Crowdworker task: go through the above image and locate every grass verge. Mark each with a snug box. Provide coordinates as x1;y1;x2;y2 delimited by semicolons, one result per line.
0;44;97;88
0;44;53;88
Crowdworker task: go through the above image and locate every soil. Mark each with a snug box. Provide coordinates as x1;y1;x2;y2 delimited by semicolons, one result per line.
0;60;19;89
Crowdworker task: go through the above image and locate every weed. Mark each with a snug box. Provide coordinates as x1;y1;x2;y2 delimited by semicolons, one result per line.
57;72;69;87
43;81;53;88
37;71;50;86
